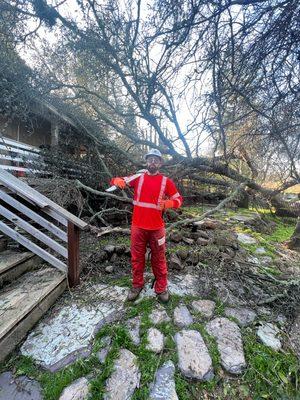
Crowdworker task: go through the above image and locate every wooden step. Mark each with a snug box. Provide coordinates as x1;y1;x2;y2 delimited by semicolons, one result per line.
0;267;66;362
0;250;38;287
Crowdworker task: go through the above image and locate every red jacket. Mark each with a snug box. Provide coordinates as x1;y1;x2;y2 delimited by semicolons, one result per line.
128;172;183;230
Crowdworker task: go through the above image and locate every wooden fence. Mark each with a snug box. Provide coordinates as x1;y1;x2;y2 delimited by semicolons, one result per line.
0;169;88;286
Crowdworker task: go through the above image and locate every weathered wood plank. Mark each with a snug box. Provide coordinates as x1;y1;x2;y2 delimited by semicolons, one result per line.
0;273;66;362
0;221;67;273
0;250;34;275
0;205;68;258
0;268;65;341
0;252;38;288
0;189;67;242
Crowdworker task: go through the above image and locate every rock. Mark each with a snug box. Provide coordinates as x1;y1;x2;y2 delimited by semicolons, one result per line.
0;372;43;400
95;250;108;262
105;265;114;273
176;248;189;260
255;247;267;255
104;245;115;255
196;230;210;239
182;237;194;245
213;231;237;248
194;219;220;230
170;232;183;243
276;314;287;327
149;306;171;325
223;247;236;258
260;256;273;265
173;305;193;328
104;349;140;400
196;238;209;246
146;328;165;353
97;336;112;364
206;317;246;374
175;330;213;381
115;245;126;255
191;300;215;319
289;314;300;359
257;323;282;351
126;316;141;345
169;254;183;270
224;307;256;327
187;252;199;265
237;233;256;245
110;253;117;262
231;215;254;222
149;361;178;400
59;377;89;400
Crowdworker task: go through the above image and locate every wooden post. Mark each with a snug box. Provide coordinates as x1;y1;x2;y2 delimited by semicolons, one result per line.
67;221;80;287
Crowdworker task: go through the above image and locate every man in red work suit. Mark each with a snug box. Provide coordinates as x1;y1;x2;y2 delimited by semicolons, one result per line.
111;149;183;303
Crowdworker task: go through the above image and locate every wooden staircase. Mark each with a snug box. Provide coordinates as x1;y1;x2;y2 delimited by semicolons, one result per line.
0;252;66;361
0;170;88;362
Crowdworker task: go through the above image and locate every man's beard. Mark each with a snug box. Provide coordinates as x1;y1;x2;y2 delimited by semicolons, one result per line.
147;165;159;174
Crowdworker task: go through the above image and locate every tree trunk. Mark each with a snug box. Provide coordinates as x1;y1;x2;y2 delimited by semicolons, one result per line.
287;217;300;250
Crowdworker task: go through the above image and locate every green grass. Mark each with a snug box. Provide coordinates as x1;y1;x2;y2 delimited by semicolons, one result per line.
242;330;300;399
108;275;131;287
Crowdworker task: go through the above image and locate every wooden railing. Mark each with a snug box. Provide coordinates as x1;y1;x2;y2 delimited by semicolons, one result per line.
0;169;88;286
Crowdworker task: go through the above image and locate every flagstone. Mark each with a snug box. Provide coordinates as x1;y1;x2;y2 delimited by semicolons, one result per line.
149;361;178;400
175;330;213;381
104;349;140;400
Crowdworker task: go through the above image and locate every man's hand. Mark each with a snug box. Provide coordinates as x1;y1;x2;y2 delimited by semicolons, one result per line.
159;199;174;210
112;177;126;189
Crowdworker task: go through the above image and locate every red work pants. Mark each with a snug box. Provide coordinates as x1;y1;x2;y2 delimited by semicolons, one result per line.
130;225;167;294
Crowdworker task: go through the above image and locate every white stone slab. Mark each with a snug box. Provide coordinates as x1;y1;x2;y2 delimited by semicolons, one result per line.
173;305;193;328
149;306;171;325
206;317;246;374
21;284;128;370
104;349;140;400
224;307;256;326
59;377;89;400
257;323;282;350
175;330;213;381
191;300;215;318
149;361;178;400
146;328;165;353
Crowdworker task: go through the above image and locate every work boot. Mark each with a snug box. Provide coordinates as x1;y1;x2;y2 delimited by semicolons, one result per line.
157;290;169;303
127;287;143;301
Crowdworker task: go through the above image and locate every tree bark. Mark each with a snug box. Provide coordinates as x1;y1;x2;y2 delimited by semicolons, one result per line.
287;217;300;250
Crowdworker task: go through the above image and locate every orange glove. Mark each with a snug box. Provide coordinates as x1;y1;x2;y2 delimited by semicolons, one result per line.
112;177;126;189
159;199;174;210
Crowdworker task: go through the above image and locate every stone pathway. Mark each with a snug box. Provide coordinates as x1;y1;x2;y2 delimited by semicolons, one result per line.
2;278;295;400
